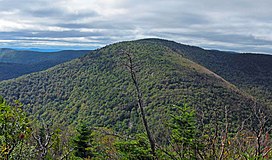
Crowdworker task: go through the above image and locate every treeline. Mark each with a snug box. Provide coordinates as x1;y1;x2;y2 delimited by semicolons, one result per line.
1;96;272;160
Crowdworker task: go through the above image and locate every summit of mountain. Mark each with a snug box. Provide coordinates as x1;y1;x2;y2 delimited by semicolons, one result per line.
1;39;270;135
136;38;272;106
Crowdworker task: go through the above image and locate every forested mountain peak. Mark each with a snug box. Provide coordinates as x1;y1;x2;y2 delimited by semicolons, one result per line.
0;39;267;129
1;39;272;159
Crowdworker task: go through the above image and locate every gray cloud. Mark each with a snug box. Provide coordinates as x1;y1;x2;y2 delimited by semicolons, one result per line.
0;0;272;53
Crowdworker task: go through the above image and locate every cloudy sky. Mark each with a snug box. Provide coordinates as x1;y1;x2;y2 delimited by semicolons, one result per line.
0;0;272;53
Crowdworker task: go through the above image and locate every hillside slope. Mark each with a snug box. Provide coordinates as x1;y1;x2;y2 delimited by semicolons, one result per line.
140;39;272;107
0;49;90;80
0;40;261;135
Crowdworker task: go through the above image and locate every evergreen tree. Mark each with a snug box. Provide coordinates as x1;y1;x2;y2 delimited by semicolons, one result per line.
73;123;94;158
170;104;199;159
115;134;153;160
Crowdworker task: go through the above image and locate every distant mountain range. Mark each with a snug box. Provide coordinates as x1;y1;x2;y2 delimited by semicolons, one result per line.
0;39;271;135
0;48;91;80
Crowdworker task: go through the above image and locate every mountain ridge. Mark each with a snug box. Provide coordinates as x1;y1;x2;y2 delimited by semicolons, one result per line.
0;49;91;81
0;48;91;64
0;39;269;136
136;38;272;106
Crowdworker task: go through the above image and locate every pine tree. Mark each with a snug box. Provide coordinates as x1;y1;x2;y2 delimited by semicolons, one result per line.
73;123;94;158
170;104;199;159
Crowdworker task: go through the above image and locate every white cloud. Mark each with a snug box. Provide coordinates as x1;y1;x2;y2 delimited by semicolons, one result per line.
0;0;271;53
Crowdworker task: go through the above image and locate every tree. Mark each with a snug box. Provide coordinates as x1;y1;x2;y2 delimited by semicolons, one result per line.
32;121;57;159
0;96;30;159
115;134;153;160
169;104;200;159
73;123;94;159
121;49;157;159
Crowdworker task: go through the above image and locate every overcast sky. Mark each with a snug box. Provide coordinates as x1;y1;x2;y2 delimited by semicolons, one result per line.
0;0;272;53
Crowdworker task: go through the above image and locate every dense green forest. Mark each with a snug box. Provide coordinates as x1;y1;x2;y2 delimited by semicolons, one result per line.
0;39;272;159
142;39;272;107
0;49;90;81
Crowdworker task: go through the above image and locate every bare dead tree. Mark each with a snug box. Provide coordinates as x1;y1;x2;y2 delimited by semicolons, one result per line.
219;106;229;160
121;49;157;159
60;148;74;160
251;103;272;158
32;122;54;160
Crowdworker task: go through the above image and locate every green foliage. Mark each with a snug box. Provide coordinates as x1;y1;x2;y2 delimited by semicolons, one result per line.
115;134;153;160
0;96;30;159
0;39;272;159
171;104;197;143
169;104;198;159
29;123;75;160
0;39;261;137
149;38;272;107
73;123;95;159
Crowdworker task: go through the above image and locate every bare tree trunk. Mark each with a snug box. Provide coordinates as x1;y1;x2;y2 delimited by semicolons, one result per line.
32;122;54;160
122;50;157;159
219;106;229;160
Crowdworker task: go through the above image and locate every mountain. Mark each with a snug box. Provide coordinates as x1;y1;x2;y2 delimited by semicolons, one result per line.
0;49;91;80
0;39;269;137
140;39;272;107
0;48;91;64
